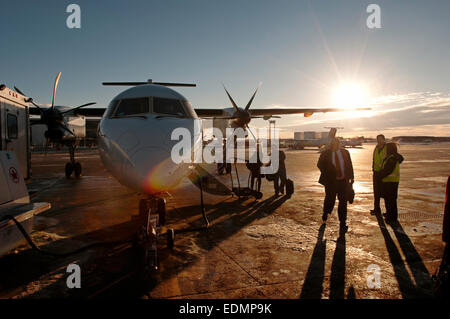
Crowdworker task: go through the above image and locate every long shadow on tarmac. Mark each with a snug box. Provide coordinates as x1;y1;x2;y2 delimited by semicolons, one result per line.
184;195;288;250
0;219;142;298
375;213;433;298
1;194;290;298
300;224;326;299
143;195;290;297
300;225;349;299
329;231;346;299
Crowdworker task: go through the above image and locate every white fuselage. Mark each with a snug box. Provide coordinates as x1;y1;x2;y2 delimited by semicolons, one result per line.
98;84;202;194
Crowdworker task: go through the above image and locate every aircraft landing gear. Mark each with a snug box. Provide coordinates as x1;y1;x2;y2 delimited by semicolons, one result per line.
134;196;175;275
74;162;82;177
134;183;213;273
65;163;74;178
138;196;174;252
65;144;82;178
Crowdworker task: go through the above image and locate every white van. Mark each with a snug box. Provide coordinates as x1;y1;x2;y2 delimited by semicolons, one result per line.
0;84;31;180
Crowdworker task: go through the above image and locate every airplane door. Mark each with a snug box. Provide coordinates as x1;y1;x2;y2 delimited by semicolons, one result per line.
4;107;28;178
0;101;2;151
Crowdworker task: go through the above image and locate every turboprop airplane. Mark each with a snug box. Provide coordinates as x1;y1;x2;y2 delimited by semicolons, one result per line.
16;72;96;178
97;79;369;198
94;79;370;255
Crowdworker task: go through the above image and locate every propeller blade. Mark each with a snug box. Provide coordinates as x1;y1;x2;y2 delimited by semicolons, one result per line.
60;102;97;115
14;86;45;114
246;124;258;142
52;72;62;110
13;86;26;96
30;101;46;114
202;116;237;120
60;123;75;136
102;81;196;87
245;83;262;111
222;84;239;112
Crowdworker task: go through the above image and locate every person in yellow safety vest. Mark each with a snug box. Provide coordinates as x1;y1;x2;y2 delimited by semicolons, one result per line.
371;134;387;215
378;142;404;224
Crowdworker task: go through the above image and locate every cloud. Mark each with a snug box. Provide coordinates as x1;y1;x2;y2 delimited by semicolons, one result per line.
253;91;450;138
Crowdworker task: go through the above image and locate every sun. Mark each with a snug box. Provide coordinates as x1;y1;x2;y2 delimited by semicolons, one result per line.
332;82;369;108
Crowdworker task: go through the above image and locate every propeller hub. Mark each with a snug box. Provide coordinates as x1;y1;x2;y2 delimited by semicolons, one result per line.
232;109;251;128
223;83;260;129
45;129;64;141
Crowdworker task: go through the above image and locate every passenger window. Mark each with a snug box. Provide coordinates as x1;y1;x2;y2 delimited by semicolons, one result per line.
7;114;18;139
112;98;150;117
153;97;186;116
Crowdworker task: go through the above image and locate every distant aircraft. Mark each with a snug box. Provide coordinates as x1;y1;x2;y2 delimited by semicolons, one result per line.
16;72;96;178
290;127;363;150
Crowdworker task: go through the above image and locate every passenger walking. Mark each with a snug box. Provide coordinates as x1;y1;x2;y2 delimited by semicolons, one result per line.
247;145;263;192
274;150;287;196
433;176;450;298
371;134;387;215
443;176;450;266
218;139;231;175
378;142;403;223
317;138;354;233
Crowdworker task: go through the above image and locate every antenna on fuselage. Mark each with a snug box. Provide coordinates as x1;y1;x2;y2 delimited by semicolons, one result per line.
102;78;196;87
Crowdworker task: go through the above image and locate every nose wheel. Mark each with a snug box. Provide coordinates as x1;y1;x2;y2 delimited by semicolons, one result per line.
135;196;175;276
65;162;74;178
138;197;174;249
65;162;82;178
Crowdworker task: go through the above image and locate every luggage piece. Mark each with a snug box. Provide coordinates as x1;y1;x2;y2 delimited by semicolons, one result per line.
347;183;355;204
286;179;294;196
232;187;263;199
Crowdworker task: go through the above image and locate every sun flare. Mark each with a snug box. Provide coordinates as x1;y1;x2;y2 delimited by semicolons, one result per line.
332;82;369;108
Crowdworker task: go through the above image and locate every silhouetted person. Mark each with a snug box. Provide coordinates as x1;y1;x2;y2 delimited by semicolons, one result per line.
378;142;403;223
317;138;354;233
247;152;262;193
218;139;231;175
371;134;387;215
274;150;287;196
443;176;450;265
433;175;450;298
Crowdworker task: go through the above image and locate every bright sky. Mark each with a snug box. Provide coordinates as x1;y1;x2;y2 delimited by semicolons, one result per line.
1;0;449;138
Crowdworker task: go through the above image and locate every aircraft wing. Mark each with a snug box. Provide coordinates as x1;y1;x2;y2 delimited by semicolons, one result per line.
194;109;225;117
194;107;370;118
248;108;368;117
70;108;106;117
29;107;45;116
29;107;106;117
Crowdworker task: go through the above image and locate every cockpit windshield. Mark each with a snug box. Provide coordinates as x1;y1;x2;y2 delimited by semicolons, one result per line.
153;97;186;117
182;100;198;119
111;98;149;118
107;96;198;119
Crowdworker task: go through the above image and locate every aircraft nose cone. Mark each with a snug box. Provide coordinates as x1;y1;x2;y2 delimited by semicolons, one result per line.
131;119;201;194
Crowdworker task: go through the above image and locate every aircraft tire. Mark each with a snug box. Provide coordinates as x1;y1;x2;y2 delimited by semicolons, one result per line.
65;163;73;179
74;162;82;177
